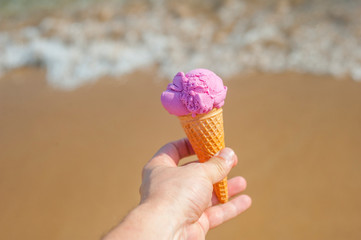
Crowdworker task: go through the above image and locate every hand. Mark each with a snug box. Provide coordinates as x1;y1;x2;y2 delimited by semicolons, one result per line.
104;138;251;240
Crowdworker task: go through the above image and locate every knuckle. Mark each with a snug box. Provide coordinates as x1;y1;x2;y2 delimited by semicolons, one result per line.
141;166;147;179
202;156;226;180
213;158;226;177
142;163;152;178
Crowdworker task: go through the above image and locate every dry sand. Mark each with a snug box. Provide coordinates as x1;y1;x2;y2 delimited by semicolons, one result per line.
1;68;361;240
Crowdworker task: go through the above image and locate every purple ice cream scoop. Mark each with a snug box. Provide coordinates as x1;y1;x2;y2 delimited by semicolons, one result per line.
161;69;227;117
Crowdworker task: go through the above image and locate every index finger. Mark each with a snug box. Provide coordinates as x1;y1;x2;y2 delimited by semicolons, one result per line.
150;138;195;167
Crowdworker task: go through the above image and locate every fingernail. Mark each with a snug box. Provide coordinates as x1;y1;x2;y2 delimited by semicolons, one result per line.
217;148;235;167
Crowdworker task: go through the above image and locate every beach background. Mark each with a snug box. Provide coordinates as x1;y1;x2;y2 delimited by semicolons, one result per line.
1;0;361;239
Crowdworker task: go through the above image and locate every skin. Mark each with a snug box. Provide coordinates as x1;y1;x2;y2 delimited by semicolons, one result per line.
103;138;252;240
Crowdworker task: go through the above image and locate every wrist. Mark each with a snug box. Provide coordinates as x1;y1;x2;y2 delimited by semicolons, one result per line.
105;199;180;240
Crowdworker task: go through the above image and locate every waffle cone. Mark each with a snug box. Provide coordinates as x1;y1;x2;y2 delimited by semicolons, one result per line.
178;108;228;203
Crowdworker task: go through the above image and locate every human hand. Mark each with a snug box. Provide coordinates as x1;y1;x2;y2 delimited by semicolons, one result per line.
104;138;251;240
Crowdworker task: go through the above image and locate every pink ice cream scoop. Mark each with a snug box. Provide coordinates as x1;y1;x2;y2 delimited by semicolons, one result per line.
161;68;227;117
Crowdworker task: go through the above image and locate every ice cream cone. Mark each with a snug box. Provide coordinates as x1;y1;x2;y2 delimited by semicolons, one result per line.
178;108;228;203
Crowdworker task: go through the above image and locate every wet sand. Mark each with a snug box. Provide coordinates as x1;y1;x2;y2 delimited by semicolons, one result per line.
1;68;361;240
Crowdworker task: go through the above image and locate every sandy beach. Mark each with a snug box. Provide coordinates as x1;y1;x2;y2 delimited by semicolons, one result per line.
1;68;361;239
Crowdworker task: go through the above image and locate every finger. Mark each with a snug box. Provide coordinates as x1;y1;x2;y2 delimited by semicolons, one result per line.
180;159;199;166
202;148;236;184
205;194;252;229
211;176;247;205
150;138;195;167
182;149;238;168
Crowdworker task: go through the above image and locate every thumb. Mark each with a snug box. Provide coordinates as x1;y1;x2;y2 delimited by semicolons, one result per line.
202;148;236;184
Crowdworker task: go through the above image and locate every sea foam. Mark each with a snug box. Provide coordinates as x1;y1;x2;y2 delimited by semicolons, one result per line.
0;0;360;89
